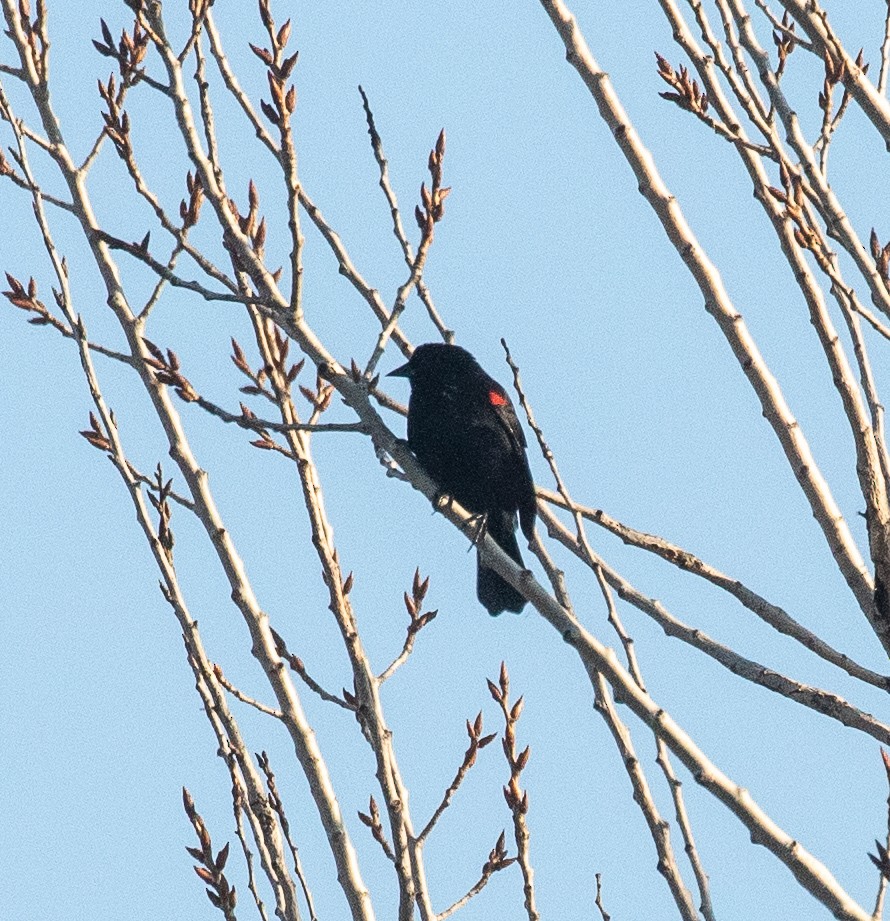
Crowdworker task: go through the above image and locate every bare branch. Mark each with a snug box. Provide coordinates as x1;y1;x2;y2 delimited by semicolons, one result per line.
258;751;319;921
364;128;448;379
595;567;714;921
378;569;437;682
774;0;890;150
95;227;247;303
489;663;539;921
229;780;271;921
358;796;396;863
182;788;238;921
435;832;515;921
541;504;890;747
593;670;698;921
881;1;890;97
538;488;890;691
272;629;355;711
417;712;496;843
536;0;885;658
594;873;611;921
358;85;452;342
214;665;282;718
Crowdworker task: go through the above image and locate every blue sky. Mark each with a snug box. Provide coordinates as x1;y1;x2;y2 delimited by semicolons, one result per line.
3;2;890;920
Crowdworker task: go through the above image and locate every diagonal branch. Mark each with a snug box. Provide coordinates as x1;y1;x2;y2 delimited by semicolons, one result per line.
775;0;890;150
539;488;890;691
535;0;885;656
417;713;496;844
594;567;715;921
541;503;890;747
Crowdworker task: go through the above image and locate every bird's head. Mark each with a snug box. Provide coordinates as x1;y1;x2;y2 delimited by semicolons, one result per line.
387;343;480;388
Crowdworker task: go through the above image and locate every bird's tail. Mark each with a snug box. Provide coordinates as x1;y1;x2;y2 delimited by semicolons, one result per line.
477;510;526;615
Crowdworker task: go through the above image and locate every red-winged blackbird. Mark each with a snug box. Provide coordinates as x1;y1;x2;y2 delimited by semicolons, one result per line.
389;343;536;615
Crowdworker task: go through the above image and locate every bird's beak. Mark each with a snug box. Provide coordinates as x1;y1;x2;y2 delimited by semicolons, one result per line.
387;361;411;378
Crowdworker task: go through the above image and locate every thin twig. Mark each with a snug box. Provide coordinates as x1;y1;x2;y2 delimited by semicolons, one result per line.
258;751;320;921
0;164;74;210
755;0;814;52
684;0;774;142
881;1;890;96
195;394;367;435
594;873;611;921
378;572;437;683
215;665;283;718
815;82;853;176
94;228;249;303
488;663;539;921
358;796;397;863
190;666;301;921
873;750;890;919
230;779;272;921
192;25;223;189
139;240;185;320
773;0;890;153
364;128;447;378
204;10;415;357
93;76;237;297
358;85;452;341
417;713;495;843
205;10;278;155
593;670;699;921
435;833;515;920
272;629;355;711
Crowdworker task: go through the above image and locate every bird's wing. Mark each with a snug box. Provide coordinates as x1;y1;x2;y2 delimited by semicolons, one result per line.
483;381;528;451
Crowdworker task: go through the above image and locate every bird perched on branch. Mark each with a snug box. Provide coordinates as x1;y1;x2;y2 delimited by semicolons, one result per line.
389;343;536;615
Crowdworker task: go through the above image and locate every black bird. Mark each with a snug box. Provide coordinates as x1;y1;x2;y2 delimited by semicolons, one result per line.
389;343;536;615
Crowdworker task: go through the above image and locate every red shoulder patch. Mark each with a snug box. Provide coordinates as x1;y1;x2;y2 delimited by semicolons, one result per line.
488;389;508;406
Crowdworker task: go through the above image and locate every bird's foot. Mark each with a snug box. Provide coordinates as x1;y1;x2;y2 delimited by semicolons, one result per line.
432;492;488;548
462;511;489;548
